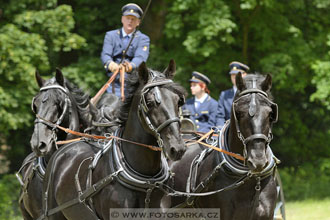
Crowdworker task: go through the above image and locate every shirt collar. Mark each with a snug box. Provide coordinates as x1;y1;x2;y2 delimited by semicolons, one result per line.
233;86;237;94
122;28;134;38
195;93;208;103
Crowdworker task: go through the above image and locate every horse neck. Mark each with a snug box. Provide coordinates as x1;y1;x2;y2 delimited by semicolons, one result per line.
65;92;80;140
121;99;162;176
228;113;244;155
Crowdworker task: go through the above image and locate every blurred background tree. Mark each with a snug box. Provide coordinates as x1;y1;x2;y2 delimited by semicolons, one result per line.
0;0;329;209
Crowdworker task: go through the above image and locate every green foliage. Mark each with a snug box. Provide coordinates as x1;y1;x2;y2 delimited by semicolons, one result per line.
0;174;21;219
0;24;47;131
311;60;330;109
165;0;236;57
62;57;107;96
280;159;330;201
14;5;86;52
0;0;86;134
165;0;330;168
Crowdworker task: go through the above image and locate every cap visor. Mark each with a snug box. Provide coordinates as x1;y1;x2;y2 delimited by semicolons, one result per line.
229;70;243;74
123;12;140;18
189;79;202;83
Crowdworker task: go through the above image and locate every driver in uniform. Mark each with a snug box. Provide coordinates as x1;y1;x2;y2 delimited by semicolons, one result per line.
100;3;150;97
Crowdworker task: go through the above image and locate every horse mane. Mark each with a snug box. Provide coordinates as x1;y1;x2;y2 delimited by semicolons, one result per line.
64;79;90;112
63;78;91;128
115;68;187;123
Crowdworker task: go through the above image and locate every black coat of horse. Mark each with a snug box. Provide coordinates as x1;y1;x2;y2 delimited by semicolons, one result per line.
169;73;279;220
18;69;92;220
39;61;187;220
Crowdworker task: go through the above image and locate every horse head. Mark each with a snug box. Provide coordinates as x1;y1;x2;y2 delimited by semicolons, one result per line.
124;60;187;161
30;69;80;157
232;73;278;172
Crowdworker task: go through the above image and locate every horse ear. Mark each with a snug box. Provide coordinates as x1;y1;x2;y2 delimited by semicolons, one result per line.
138;62;149;83
35;70;45;88
55;68;65;86
236;73;246;91
261;74;272;92
164;59;176;79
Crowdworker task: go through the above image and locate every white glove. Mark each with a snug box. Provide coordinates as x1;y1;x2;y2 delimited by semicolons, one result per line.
108;61;120;73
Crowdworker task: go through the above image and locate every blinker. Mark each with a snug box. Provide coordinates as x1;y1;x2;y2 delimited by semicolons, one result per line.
154;87;161;104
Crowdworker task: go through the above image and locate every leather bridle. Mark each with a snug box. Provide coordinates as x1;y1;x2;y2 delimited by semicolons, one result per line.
32;85;72;143
138;79;183;150
232;88;278;160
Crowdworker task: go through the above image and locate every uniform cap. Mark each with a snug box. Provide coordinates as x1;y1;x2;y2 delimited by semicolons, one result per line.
189;71;211;85
229;61;250;74
122;3;143;18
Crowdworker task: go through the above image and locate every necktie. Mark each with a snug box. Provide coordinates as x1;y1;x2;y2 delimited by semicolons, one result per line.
123;36;130;50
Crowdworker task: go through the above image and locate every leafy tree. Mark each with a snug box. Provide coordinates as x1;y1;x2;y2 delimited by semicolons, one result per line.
0;0;86;133
0;0;86;170
164;0;330;168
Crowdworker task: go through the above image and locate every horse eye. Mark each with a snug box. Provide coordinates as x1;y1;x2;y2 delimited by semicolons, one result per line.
178;97;185;107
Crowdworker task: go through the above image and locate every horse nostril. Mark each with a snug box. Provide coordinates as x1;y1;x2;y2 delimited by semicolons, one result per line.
177;148;185;160
39;142;47;153
170;147;176;159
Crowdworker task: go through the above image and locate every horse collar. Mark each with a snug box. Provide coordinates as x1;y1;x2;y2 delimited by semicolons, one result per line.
217;121;277;177
110;129;170;192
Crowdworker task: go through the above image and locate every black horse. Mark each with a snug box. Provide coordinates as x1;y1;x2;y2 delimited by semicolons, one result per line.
39;61;187;220
18;69;91;220
168;73;279;220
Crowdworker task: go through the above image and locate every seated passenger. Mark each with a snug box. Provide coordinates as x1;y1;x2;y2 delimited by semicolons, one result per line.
181;71;218;133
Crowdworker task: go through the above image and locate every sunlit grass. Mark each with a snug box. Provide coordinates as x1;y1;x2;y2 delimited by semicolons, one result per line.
285;198;330;220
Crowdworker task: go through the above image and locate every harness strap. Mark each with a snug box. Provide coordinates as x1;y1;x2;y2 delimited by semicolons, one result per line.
36;114;161;151
156;117;180;133
249;177;261;220
167;174;251;209
120;66;125;101
37;168;122;220
195;139;245;161
243;133;269;145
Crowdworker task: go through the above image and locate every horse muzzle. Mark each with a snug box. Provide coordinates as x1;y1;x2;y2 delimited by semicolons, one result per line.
30;132;55;157
246;144;269;173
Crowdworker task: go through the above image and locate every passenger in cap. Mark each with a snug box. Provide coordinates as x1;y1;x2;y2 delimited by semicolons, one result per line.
100;3;150;97
215;61;249;128
181;71;218;133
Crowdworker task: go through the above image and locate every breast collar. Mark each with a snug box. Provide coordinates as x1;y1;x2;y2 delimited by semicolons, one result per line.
109;128;170;192
216;121;278;178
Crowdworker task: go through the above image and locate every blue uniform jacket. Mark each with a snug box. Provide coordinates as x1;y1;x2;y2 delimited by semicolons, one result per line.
100;29;150;96
182;95;218;133
215;88;235;127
